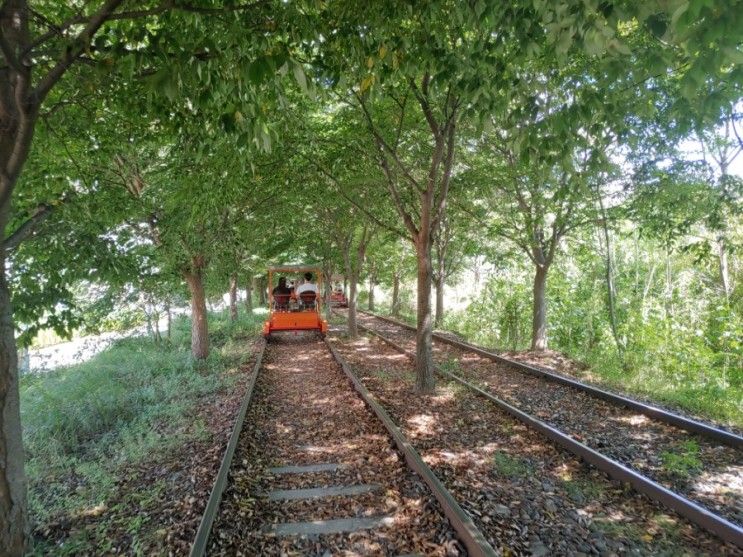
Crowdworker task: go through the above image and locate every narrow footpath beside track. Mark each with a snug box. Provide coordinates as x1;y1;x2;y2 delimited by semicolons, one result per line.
332;314;741;554
193;335;496;556
347;309;743;536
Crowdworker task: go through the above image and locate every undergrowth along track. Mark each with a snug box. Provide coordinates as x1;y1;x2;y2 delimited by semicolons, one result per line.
190;334;496;556
341;310;743;549
360;310;742;447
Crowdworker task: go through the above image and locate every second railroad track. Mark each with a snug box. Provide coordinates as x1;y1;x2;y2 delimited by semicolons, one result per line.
338;309;743;551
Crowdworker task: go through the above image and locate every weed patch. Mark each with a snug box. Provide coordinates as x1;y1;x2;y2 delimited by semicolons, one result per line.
492;451;533;478
660;440;702;478
562;477;605;503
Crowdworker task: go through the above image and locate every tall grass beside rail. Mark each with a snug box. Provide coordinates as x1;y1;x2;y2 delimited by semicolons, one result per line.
21;309;263;552
372;299;741;429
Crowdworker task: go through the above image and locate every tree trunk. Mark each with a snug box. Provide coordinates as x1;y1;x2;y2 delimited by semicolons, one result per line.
0;212;28;556
0;3;123;552
597;197;623;356
184;259;209;360
258;276;267;306
718;237;731;300
166;301;172;340
665;252;673;321
434;276;444;328
153;311;162;344
229;274;238;322
17;347;29;375
324;271;333;320
348;277;358;338
531;264;549;351
414;239;435;393
391;272;401;317
368;273;375;311
245;275;253;312
344;248;358;338
143;301;154;342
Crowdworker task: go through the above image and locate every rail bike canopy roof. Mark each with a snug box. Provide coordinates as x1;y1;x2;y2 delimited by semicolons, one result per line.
267;263;322;274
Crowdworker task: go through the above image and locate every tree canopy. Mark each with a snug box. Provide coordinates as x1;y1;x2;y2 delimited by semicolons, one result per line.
1;1;742;553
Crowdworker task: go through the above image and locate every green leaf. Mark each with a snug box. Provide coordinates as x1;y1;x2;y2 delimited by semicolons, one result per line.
293;62;308;92
360;75;375;93
247;57;271;84
722;46;743;65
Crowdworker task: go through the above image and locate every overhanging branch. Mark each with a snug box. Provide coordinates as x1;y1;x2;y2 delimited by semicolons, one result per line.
4;202;54;251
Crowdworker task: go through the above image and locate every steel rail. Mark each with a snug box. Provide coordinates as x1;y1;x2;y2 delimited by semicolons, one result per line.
354;321;743;549
357;310;743;449
190;339;267;557
325;339;498;557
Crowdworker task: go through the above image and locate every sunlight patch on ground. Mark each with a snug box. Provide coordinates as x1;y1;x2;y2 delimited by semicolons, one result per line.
78;503;107;518
407;413;437;436
554;462;574;482
694;467;743;495
424;447;491;469
615;414;650;427
431;389;457;403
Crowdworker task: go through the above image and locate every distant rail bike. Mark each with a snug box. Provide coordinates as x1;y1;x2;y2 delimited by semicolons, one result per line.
329;288;348;308
262;263;329;339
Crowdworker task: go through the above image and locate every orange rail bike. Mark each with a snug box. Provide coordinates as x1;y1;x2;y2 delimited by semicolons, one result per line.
262;264;329;339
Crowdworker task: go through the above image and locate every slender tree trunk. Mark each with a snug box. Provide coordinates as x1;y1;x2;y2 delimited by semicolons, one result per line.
344;248;358;338
414;238;435;393
323;270;332;320
718;237;731;300
434;275;444;328
144;304;154;341
258;276;266;306
641;263;657;322
245;275;253;312
184;258;209;360
665;252;673;321
368;273;375;311
348;275;358;338
391;272;401;317
166;301;172;340
531;264;549;351
433;222;448;328
597;197;623;356
17;347;29;375
229;274;238;322
153;310;162;344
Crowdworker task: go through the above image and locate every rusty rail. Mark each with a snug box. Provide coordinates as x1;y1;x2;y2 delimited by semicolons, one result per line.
325;338;498;557
352;319;743;549
190;339;267;557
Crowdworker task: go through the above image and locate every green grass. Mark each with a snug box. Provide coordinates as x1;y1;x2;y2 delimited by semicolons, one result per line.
372;369;394;381
577;346;742;429
660;440;702;479
562;477;605;503
491;451;533;478
22;308;264;553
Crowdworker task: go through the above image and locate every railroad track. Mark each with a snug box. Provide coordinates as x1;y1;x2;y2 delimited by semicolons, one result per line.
190;335;497;556
336;309;743;551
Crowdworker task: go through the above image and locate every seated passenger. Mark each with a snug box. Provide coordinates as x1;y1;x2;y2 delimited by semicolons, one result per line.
296;272;318;296
272;277;291;309
297;272;318;309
